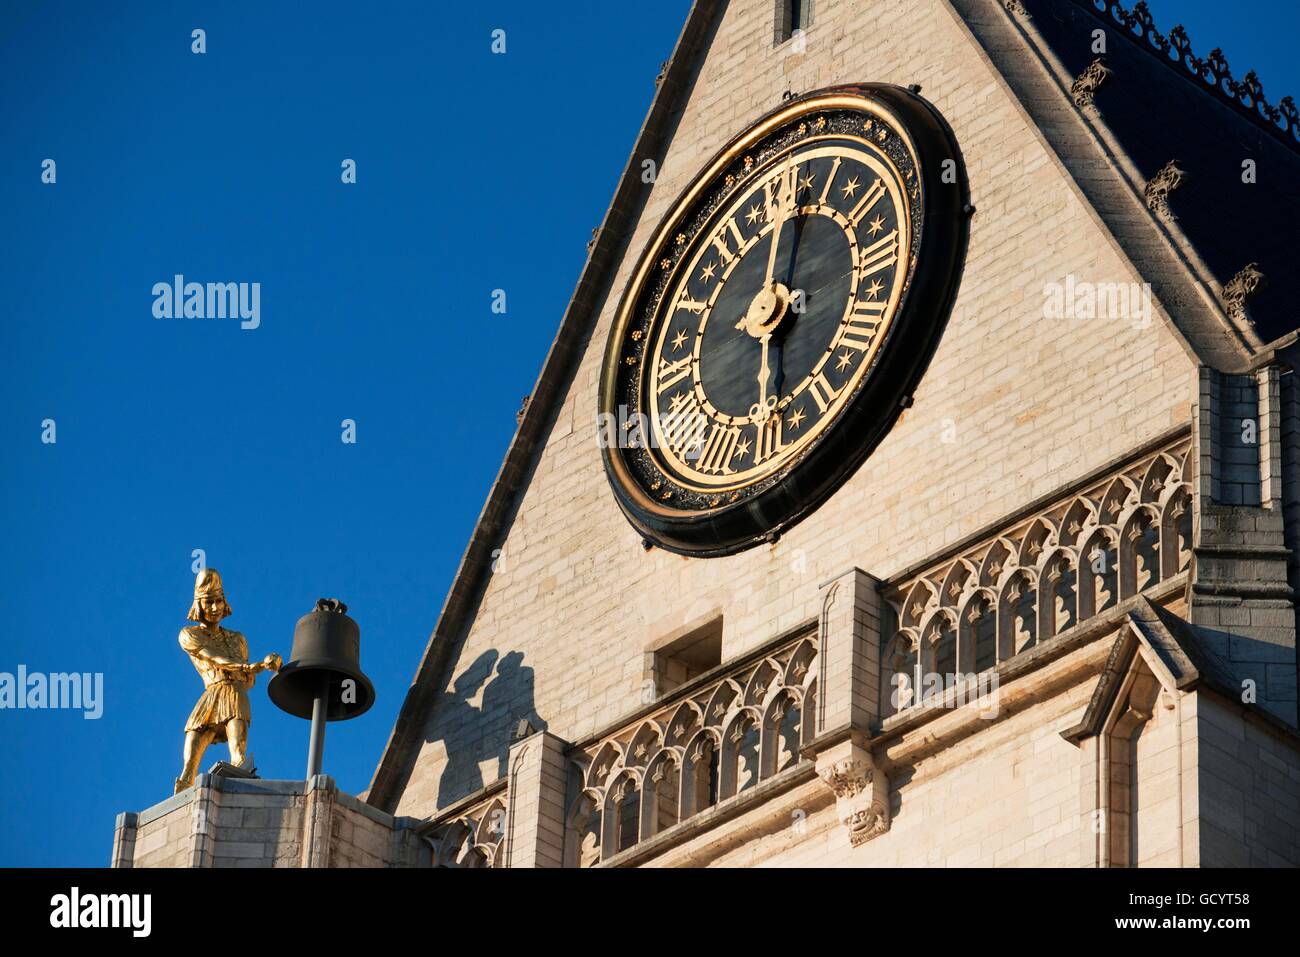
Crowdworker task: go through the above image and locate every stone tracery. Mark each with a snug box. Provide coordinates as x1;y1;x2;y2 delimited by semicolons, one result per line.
565;631;818;865
882;438;1193;717
424;792;508;868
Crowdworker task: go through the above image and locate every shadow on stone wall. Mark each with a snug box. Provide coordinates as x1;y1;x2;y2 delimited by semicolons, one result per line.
432;649;547;807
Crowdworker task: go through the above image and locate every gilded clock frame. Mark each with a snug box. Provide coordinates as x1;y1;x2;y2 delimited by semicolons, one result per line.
599;84;970;557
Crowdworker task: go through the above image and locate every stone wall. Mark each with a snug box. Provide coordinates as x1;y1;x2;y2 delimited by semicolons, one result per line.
1195;691;1300;867
113;772;426;868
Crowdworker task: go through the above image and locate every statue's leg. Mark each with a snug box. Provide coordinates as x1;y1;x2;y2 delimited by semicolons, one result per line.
176;729;216;793
226;718;252;769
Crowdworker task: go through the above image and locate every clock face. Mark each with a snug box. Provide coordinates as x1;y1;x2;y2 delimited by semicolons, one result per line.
600;85;968;556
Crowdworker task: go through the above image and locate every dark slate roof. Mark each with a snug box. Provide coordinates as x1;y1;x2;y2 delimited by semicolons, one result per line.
1023;0;1300;346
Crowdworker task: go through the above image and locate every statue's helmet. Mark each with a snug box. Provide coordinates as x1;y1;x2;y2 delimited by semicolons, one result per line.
187;568;232;621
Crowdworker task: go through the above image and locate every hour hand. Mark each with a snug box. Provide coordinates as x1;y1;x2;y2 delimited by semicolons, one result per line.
748;335;778;422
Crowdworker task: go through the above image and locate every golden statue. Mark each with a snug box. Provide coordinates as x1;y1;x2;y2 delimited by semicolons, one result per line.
175;569;281;793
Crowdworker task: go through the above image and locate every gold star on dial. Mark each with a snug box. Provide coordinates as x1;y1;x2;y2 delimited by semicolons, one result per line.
841;176;861;199
866;278;885;299
835;350;853;372
798;170;815;193
671;328;688;351
745;203;762;225
734;438;751;459
867;214;886;237
787;406;807;430
700;260;717;282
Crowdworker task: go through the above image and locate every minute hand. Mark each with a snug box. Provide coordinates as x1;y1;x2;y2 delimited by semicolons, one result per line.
765;157;795;288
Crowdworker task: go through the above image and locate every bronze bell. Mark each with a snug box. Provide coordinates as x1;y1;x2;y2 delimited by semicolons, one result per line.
268;598;375;721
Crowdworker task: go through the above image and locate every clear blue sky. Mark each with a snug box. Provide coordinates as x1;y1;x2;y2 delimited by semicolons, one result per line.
0;1;1294;867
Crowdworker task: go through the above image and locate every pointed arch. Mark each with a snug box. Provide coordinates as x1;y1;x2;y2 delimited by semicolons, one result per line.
1017;517;1056;570
680;729;721;819
1059;497;1098;548
1160;487;1192;577
761;689;803;777
1119;505;1161;597
1078;526;1120;619
998;571;1037;658
1039;549;1078;637
957;588;997;675
602;769;642;858
642;750;682;840
900;579;939;629
719;708;762;799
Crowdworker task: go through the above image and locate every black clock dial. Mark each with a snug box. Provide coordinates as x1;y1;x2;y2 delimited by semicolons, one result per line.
599;85;969;556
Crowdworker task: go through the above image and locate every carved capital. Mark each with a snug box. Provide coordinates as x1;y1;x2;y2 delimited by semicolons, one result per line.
814;738;892;846
818;757;872;798
1071;58;1111;110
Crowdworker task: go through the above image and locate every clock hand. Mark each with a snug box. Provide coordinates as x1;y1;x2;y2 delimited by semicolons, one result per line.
750;335;778;423
764;154;795;291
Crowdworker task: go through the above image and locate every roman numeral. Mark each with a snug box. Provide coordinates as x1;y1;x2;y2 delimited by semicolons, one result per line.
841;298;887;351
656;354;693;394
807;371;843;414
693;424;742;475
846;178;887;226
662;392;708;456
710;218;746;268
753;413;787;465
818;157;842;205
765;162;797;216
858;229;898;278
676;293;707;314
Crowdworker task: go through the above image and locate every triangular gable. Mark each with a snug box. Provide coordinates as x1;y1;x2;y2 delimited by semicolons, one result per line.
1061;597;1246;743
368;0;1298;814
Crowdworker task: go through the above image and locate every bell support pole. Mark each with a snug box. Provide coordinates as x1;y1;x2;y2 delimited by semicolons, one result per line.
306;673;329;779
268;598;376;780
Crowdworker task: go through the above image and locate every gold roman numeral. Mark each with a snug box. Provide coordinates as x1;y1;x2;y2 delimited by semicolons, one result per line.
710;218;746;268
841;298;887;351
662;392;709;456
858;229;898;278
753;413;786;465
846;178;887;226
818;157;841;205
765;162;797;217
676;292;707;314
807;371;843;414
656;354;693;394
693;424;742;475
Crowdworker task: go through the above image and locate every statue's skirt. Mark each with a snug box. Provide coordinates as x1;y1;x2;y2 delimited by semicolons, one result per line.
184;678;251;740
